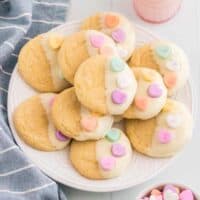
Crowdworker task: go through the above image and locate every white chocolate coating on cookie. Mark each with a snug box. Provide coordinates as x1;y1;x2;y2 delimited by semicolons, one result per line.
96;129;132;178
151;41;189;96
124;67;167;119
105;57;137;115
40;94;70;149
40;33;70;91
74;106;114;141
100;12;136;60
86;30;117;57
148;100;193;157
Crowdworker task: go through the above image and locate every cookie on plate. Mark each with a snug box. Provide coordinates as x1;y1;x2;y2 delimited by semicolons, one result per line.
58;30;118;84
74;55;137;115
81;12;136;61
70;128;132;179
129;41;190;96
125;99;193;157
123;67;167;120
13;93;70;151
51;88;114;141
18;33;70;92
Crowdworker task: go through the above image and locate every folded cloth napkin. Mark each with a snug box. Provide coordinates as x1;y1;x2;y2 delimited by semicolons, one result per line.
0;0;70;199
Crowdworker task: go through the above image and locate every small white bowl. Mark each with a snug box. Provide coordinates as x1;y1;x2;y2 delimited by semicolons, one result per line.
136;182;200;200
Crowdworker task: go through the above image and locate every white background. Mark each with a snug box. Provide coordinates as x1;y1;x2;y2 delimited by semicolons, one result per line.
62;0;200;199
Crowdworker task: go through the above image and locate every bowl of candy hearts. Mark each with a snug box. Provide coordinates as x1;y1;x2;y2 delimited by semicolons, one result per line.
137;182;200;200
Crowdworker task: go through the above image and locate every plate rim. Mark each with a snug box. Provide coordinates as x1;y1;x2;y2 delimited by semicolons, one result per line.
7;21;193;192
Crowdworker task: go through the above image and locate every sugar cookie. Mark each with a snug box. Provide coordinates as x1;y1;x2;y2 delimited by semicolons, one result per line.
18;33;70;92
13;93;70;151
58;30;117;84
51;88;114;141
70;128;132;179
74;55;137;115
129;41;190;96
81;12;136;61
125;99;193;157
123;67;167;119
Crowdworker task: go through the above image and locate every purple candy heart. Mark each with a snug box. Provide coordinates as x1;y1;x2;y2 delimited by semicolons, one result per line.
111;28;126;43
147;83;163;98
111;143;126;157
111;90;127;104
55;131;70;141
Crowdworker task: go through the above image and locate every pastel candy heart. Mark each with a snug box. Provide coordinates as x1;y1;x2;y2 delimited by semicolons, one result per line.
80;116;97;131
111;28;126;43
110;57;125;72
111;90;127;104
105;14;119;28
166;114;181;128
180;189;194;200
158;129;172;144
163;189;179;200
117;73;132;88
89;35;105;48
166;60;180;71
149;195;157;200
117;47;128;58
100;156;116;171
100;45;115;56
142;71;154;82
147;83;163;98
149;195;162;200
55;131;70;141
155;45;172;59
134;97;148;111
106;129;121;142
151;189;162;196
164;185;178;193
111;143;126;157
164;72;177;88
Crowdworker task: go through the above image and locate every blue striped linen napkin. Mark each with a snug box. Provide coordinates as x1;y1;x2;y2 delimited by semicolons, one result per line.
0;0;70;199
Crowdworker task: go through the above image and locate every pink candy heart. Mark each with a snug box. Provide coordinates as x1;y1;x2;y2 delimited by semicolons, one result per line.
90;35;105;48
157;129;172;144
180;190;194;200
100;156;116;171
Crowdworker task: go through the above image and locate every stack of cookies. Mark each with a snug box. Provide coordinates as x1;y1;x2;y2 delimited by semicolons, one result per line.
13;12;193;180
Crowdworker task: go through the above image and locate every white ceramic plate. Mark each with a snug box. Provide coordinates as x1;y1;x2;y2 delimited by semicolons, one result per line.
8;21;192;192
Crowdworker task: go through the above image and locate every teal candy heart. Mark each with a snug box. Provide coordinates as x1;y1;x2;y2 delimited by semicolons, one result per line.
106;128;121;142
155;45;172;59
110;57;125;72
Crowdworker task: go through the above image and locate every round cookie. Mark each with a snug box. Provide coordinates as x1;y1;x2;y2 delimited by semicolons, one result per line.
74;55;137;115
129;41;190;96
58;30;118;84
70;128;132;179
18;33;70;92
13;93;70;151
51;88;114;141
125;99;193;158
81;12;136;61
123;67;167;120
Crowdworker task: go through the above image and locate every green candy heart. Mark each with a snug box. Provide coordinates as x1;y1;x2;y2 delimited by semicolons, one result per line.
106;128;121;142
110;57;125;72
155;45;172;59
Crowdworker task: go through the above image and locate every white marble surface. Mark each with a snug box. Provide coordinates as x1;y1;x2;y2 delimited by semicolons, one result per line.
63;0;200;199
